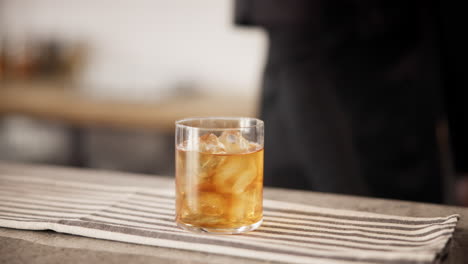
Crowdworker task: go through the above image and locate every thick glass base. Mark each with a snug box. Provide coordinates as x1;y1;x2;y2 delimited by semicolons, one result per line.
176;219;263;235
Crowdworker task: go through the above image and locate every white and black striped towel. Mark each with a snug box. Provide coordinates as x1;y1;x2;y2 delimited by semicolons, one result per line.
0;174;459;264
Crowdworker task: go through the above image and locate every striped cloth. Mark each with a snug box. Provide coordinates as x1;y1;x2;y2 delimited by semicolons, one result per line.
0;174;459;264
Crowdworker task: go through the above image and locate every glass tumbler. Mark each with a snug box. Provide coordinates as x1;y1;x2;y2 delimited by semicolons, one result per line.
175;117;264;234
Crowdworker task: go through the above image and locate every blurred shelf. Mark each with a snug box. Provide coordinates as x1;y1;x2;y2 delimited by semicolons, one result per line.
0;83;258;132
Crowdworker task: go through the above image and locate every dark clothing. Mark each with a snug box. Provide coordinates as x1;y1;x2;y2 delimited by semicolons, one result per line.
235;0;465;203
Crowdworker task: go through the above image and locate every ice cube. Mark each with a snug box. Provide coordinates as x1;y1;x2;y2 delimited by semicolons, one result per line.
248;142;261;152
181;192;198;215
183;191;225;214
229;187;261;222
199;133;226;154
200;153;225;171
180;192;226;227
229;194;247;222
199;192;226;216
197;151;226;187
214;155;257;194
219;131;250;154
247;184;263;219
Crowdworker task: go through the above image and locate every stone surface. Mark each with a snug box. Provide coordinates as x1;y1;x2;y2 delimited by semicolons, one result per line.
0;162;467;264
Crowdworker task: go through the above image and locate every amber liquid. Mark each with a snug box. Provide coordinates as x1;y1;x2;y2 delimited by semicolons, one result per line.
176;148;263;229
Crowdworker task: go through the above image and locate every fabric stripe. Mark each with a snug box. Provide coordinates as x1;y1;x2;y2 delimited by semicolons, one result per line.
92;211;454;251
119;197;456;233
0;174;458;264
264;199;456;222
0;175;138;192
38;221;386;264
112;204;174;215
78;217;358;253
264;216;457;231
120;200;174;210
99;206;456;243
257;224;456;240
0;210;77;219
134;192;175;199
0;181;125;198
125;196;174;204
84;214;444;253
79;215;433;261
0;197;103;211
0;206;83;217
58;220;433;264
0;178;132;194
0;193;110;207
264;207;457;225
0;189;116;205
0;186;123;201
112;203;457;235
82;217;400;255
107;202;458;242
88;211;451;249
129;193;447;227
106;204;456;239
0;216;59;222
263;211;456;229
0;201;95;214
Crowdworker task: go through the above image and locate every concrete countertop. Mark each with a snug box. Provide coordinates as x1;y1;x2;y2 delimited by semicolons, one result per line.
0;162;467;264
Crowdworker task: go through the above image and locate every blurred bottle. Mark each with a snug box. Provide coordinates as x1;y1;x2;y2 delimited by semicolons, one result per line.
62;41;88;82
37;40;62;78
8;37;37;80
0;35;88;83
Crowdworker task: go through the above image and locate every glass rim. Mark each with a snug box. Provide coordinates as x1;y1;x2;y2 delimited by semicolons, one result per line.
175;116;264;130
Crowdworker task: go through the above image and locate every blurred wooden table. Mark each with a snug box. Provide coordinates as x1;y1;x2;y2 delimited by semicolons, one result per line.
0;162;467;264
0;83;257;132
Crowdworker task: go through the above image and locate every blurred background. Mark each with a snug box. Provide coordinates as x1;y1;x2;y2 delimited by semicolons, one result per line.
0;0;266;175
